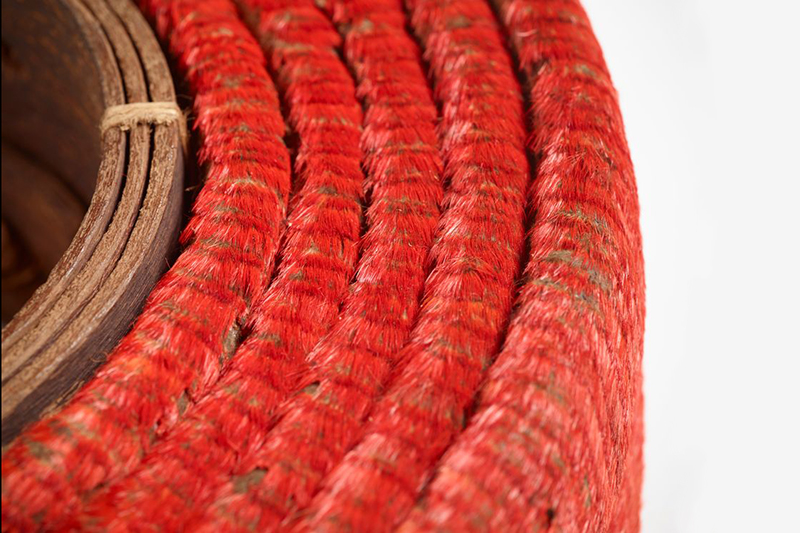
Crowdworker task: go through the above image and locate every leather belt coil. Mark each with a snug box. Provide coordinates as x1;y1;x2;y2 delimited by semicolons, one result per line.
1;0;184;445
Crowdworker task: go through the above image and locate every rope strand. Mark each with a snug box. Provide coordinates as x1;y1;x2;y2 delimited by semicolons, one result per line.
193;0;531;529
398;1;646;530
295;0;533;529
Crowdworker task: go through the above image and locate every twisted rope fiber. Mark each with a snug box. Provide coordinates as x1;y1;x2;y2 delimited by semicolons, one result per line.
398;0;646;530
1;0;645;531
0;0;293;529
182;0;531;529
76;0;445;529
76;0;367;528
297;0;532;530
175;0;445;529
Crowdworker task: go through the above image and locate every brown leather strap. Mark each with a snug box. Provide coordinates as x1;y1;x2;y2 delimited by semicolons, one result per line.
1;0;184;445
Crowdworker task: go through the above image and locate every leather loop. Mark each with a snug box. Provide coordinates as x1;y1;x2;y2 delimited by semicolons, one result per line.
102;101;189;153
0;0;184;445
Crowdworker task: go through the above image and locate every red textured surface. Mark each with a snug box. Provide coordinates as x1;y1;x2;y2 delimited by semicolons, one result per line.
1;0;645;531
296;0;530;530
399;1;646;530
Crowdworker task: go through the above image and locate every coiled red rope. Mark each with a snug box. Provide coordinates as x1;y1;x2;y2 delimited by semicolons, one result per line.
399;1;646;530
1;0;645;531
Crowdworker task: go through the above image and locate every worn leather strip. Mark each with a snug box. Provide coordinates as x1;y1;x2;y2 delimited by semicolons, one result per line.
1;0;126;352
0;0;184;446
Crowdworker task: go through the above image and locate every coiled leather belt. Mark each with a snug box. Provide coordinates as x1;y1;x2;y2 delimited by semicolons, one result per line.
1;0;184;445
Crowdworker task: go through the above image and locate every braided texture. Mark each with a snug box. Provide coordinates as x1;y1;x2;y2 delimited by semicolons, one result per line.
1;0;645;531
400;1;646;530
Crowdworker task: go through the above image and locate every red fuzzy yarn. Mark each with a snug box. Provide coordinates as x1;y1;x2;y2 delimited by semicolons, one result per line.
0;0;644;531
177;0;532;528
295;0;532;530
398;1;646;531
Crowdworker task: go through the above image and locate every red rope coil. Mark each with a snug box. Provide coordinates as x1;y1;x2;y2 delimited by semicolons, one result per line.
1;0;645;531
297;0;532;529
400;1;646;530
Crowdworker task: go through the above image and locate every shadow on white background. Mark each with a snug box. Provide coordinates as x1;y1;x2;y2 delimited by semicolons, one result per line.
581;0;800;531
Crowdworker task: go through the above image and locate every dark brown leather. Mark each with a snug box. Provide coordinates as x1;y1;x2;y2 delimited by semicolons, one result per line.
1;0;184;445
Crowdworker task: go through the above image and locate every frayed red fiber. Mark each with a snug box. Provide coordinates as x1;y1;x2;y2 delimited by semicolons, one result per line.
397;1;646;531
187;0;531;530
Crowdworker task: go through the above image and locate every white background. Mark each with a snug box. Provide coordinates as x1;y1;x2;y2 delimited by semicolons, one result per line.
581;0;800;531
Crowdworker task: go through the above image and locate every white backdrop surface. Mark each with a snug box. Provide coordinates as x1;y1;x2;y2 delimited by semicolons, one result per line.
580;0;800;531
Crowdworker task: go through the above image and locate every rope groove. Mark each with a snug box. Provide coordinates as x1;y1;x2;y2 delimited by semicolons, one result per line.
0;0;645;531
